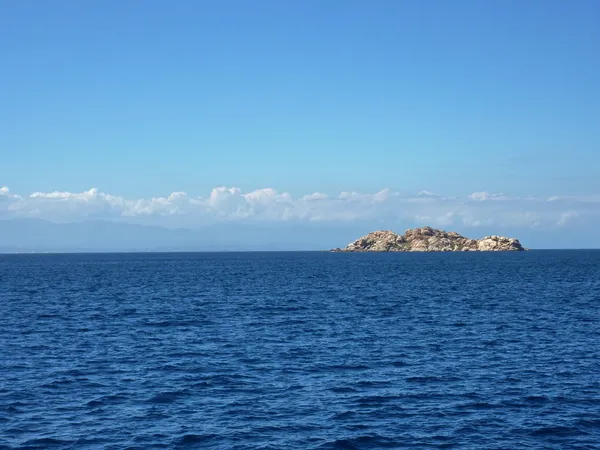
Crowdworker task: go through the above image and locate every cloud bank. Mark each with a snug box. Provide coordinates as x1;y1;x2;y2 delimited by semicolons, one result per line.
1;185;598;229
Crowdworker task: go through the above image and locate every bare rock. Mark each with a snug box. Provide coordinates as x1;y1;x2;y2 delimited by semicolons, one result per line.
343;230;408;252
477;235;524;251
334;227;525;252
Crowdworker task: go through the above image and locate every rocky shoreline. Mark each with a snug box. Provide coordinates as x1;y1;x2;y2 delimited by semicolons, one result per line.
331;226;525;252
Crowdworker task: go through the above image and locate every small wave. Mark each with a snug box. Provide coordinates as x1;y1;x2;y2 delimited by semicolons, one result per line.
531;426;583;436
201;375;249;387
503;376;520;382
525;395;549;402
531;426;578;436
354;380;392;388
174;433;219;447
40;378;78;388
2;401;27;409
19;437;75;448
318;435;399;449
331;410;357;420
147;391;188;404
86;394;128;407
142;320;200;327
3;406;23;414
327;364;370;371
576;418;600;429
456;401;495;410
406;376;460;383
390;360;409;367
355;395;402;406
327;386;357;394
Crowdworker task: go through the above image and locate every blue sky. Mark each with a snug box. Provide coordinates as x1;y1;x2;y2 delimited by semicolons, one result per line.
1;1;599;242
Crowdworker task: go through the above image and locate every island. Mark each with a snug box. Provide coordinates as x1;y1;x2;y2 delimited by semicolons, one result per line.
331;226;525;252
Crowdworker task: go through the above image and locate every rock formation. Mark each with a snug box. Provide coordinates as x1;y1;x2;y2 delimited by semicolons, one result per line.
331;226;525;252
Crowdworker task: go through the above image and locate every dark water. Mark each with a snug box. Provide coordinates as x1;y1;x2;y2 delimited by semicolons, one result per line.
1;251;599;449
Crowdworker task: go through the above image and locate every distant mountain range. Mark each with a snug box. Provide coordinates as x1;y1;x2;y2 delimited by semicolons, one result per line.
0;219;369;252
0;218;596;252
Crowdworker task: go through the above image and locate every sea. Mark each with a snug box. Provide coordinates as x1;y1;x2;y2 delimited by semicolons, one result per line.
1;251;599;449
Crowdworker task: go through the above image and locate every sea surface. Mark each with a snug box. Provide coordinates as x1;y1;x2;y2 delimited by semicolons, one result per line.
1;251;599;449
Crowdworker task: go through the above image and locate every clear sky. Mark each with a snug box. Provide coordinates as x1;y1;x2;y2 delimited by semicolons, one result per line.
1;1;599;242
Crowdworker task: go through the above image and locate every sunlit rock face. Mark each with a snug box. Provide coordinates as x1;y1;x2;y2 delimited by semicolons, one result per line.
332;226;525;252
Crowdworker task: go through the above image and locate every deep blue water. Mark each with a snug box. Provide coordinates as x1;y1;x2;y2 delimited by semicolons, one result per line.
1;251;599;449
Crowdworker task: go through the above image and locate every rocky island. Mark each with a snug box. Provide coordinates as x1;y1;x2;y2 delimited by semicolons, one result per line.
332;226;525;252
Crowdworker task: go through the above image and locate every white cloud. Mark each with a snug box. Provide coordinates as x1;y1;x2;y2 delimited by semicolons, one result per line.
547;194;600;204
468;191;507;201
29;188;99;200
0;186;21;200
301;192;328;201
168;192;187;201
373;188;390;202
0;185;599;229
557;211;579;226
244;188;291;204
338;189;390;203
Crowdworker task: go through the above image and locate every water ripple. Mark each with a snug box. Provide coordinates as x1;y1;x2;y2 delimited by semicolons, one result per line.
1;251;599;449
